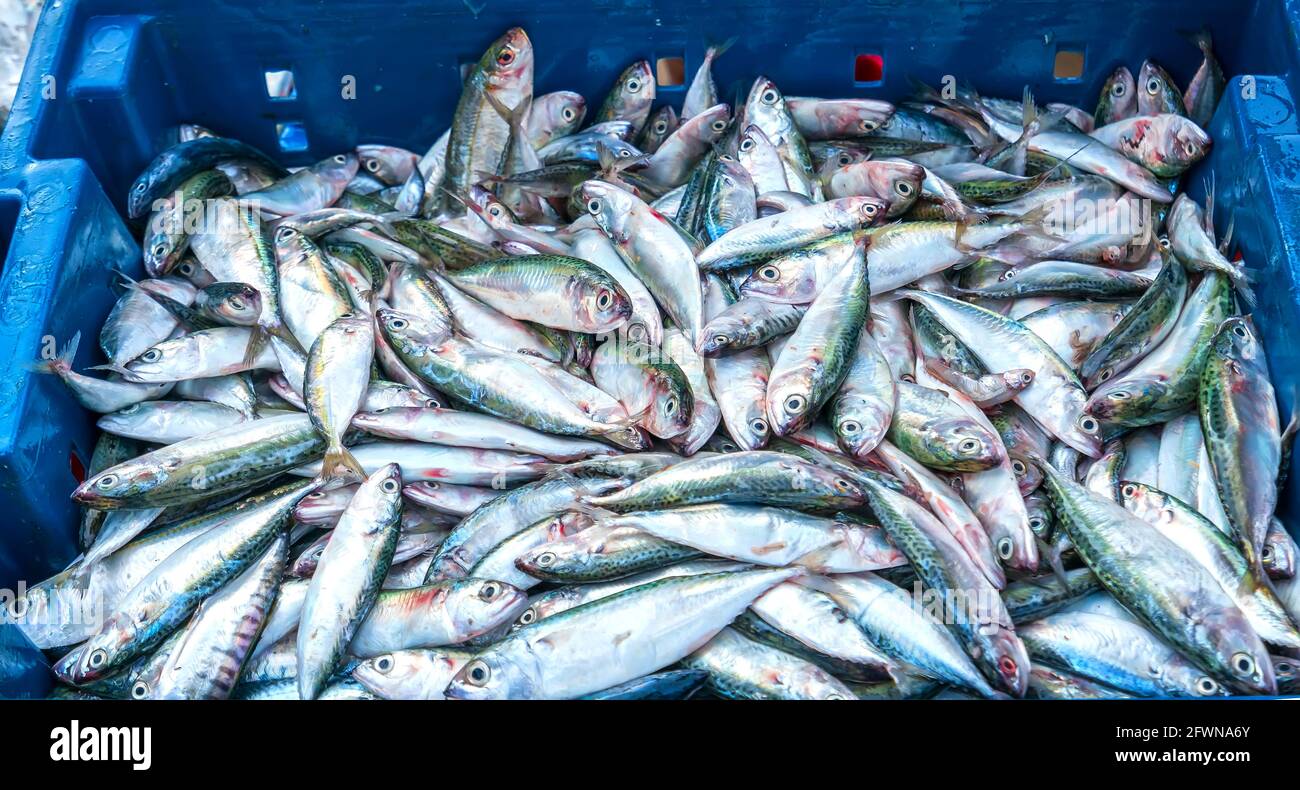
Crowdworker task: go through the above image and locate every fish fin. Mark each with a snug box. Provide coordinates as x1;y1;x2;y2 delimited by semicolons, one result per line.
705;35;739;62
30;331;81;376
1047;536;1073;589
86;361;138;380
317;442;367;489
1218;213;1236;254
241;326;274;369
1184;28;1214;55
567;500;621;524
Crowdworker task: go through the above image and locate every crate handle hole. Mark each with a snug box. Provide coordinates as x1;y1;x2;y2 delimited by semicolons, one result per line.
68;446;86;485
656;56;685;88
276;122;309;153
264;69;297;100
855;54;884;86
1053;48;1085;82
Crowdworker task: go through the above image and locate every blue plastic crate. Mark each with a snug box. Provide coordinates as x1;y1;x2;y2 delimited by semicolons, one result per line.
1;0;1299;693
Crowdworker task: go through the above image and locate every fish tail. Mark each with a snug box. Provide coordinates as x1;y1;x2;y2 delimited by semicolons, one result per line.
705;35;739;62
318;441;367;488
30;330;81;376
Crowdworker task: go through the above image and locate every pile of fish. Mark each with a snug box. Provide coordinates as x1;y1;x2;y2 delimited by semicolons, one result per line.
12;27;1300;700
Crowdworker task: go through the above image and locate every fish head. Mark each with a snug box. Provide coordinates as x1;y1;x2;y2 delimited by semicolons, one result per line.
1001;368;1036;393
538;90;587;139
604;60;655;120
642;106;678;147
516;532;598;581
930;419;1003;472
840;195;888;227
73;456;171;508
1009;453;1044;496
1085;375;1166;426
1212;315;1264;367
353;650;469;699
483;27;534;92
1137;60;1182;115
1160;116;1212;175
351;405;425;438
646;362;695;439
1206;607;1277;695
744;76;792;140
741;258;814;303
864;161;925;215
1097;66;1137;122
790;459;865;505
290;537;328;577
204;282;263;326
579;179;635;240
767;381;816;437
447;579;530;639
688;103;732;146
696;313;748;355
574;270;634;333
1024;495;1053;537
375;308;448;358
445;648;535;700
58;607;151;684
313;152;360;190
988;628;1032;698
831;395;891;459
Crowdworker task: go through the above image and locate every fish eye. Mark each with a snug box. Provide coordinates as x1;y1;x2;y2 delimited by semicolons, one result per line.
535;551;556;568
424;398;441;408
1277;661;1294;675
1079;415;1100;433
1011;459;1027;475
88;649;108;669
227;297;246;311
1232;652;1256;675
389;317;408;330
996;537;1014;560
664;398;678;415
783;394;807;413
596;290;613;310
997;655;1018;675
1196;677;1220;695
363;158;380;172
838;153;852;166
133;182;147;194
1029;517;1045;531
712;333;729;346
178;262;194;275
1261;544;1274;561
711;119;727;133
479;582;501;600
616;149;632;158
1098;367;1114;382
895;181;913;196
496;48;516;66
339;311;356;319
1111;82;1127;97
1158;236;1170;250
750;418;768;434
1109;391;1130;401
1231;323;1249;339
1145;77;1161;94
758;265;780;281
131;680;149;699
761;89;779;105
151;242;169;258
275;225;297;242
381;478;399;493
739;137;755;152
488;204;502;216
141;348;162;363
464;659;492;685
374;655;394;673
1184;142;1197;158
861;203;879;218
841;420;862;435
860;119;878;132
833;477;853;492
1122;483;1137;497
518;607;537;625
626;78;642;93
562;107;576;122
959;438;980;454
587;199;603;215
900;374;915;383
654;121;667;134
1019;372;1033;384
720;441;738;452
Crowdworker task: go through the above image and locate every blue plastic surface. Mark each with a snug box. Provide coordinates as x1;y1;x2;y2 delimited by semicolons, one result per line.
2;0;1300;695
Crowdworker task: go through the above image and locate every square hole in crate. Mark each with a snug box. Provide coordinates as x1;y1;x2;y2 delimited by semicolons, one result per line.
276;121;309;153
1054;46;1086;82
656;56;685;88
264;69;297;100
854;53;884;86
